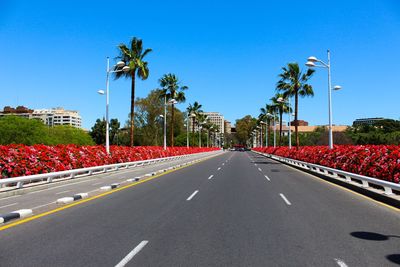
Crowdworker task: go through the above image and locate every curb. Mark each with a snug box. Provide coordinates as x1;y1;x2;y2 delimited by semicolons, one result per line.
0;209;33;224
56;193;89;204
100;183;120;191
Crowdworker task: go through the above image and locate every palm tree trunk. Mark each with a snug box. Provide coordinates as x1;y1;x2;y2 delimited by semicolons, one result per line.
130;74;136;147
295;92;299;149
279;109;283;146
171;104;175;147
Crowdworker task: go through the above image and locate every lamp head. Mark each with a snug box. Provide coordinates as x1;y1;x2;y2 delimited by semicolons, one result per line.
305;61;316;67
122;66;130;73
307;56;318;62
97;90;105;95
116;61;125;68
333;85;342;91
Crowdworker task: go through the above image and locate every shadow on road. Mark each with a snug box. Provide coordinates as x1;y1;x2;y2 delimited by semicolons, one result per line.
350;231;400;265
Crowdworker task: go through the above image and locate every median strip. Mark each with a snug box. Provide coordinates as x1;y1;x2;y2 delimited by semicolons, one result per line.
0;209;33;224
56;193;89;204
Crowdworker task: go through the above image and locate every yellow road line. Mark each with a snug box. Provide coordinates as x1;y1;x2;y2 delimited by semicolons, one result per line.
0;154;221;232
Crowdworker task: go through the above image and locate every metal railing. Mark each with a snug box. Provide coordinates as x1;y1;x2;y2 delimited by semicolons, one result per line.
253;151;400;196
0;151;220;190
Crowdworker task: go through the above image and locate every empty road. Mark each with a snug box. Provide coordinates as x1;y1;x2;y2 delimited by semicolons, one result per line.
0;151;399;266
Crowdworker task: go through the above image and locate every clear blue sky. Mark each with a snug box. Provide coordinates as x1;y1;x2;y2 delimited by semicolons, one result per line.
1;0;400;129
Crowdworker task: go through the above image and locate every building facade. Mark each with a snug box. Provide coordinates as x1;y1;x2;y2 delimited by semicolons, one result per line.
224;120;232;134
352;118;385;127
189;112;225;134
0;106;82;128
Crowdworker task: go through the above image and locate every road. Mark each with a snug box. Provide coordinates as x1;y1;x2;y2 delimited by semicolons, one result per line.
0;151;399;266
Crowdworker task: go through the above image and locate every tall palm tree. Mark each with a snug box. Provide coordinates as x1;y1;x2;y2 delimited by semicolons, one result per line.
196;113;208;147
277;63;315;148
158;73;187;147
187;101;203;146
259;103;274;146
114;37;152;146
270;93;291;145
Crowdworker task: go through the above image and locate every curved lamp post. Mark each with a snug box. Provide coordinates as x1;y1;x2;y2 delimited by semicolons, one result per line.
98;57;130;154
306;50;342;149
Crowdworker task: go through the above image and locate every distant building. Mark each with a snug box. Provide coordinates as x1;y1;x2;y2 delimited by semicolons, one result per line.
189;112;225;134
353;117;385;127
224;120;232;134
290;120;309;126
278;125;348;136
0;106;82;128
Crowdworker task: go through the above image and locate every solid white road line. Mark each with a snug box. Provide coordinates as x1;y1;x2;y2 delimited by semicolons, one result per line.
334;258;348;267
186;190;199;201
31;202;56;210
55;190;70;195
258;167;262;172
264;175;271;181
0;195;21;201
115;240;149;267
0;202;18;209
208;175;214;180
279;193;291;206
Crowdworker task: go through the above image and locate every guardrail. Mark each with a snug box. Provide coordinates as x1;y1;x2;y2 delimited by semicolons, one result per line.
0;151;220;190
253;150;400;196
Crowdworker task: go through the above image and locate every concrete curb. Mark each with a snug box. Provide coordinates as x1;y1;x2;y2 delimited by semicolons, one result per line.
0;209;33;224
100;183;120;191
56;193;89;204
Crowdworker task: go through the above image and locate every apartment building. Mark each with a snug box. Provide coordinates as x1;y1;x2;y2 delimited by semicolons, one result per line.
189;111;225;134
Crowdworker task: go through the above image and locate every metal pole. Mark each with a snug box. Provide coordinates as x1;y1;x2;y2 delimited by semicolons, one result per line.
105;57;110;155
327;49;333;149
265;120;268;147
163;96;167;150
186;113;189;148
288;97;292;149
273;110;277;148
207;129;209;147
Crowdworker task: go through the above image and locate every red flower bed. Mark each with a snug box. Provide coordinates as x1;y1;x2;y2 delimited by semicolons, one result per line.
253;145;400;183
0;145;219;178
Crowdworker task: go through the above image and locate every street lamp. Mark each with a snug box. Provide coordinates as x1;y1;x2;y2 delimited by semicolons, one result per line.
162;98;177;150
98;57;130;154
277;97;292;149
306;50;342;149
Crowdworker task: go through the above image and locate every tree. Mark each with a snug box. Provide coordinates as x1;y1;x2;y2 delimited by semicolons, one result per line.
187;101;203;147
109;119;121;145
114;37;152;147
90;118;106;145
134;89;164;146
277;62;315;148
270;93;291;145
196;113;208;147
235;115;257;146
259;103;275;147
159;73;187;147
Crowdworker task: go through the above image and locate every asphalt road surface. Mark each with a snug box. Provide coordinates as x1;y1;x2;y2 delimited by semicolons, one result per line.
0;151;399;267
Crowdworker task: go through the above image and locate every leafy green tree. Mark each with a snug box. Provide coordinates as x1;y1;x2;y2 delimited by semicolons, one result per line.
110;119;121;145
235;115;257;146
159;73;187;147
187;101;203;146
114;37;152;147
48;125;94;145
277;62;315;148
259;103;275;147
0;116;49;145
270;93;291;145
90;118;106;145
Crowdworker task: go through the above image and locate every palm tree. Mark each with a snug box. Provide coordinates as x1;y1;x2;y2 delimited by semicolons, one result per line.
158;73;187;147
187;101;203;146
196;113;208;147
259;104;274;147
270;93;291;145
114;37;152;146
277;63;315;148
